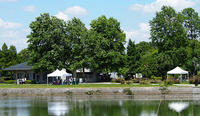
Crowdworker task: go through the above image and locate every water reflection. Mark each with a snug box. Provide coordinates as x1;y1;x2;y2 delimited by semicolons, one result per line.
0;99;31;116
0;97;199;116
169;102;189;113
140;111;157;116
48;102;69;116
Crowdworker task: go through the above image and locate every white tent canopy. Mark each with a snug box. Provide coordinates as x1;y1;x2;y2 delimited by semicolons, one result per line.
47;69;63;77
167;67;188;75
47;69;72;84
167;67;189;81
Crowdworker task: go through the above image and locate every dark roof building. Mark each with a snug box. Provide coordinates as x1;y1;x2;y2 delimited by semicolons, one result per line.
4;62;32;71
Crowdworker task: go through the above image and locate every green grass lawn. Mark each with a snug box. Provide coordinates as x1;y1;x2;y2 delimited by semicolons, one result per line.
0;83;162;88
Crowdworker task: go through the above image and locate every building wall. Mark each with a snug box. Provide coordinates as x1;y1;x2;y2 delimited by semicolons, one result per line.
13;71;46;84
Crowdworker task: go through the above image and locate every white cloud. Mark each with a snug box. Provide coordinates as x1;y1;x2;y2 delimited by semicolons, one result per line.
23;5;37;13
55;11;69;21
130;0;195;13
0;18;21;29
55;6;88;21
0;29;28;52
125;23;150;43
0;18;28;52
0;0;18;2
65;6;88;17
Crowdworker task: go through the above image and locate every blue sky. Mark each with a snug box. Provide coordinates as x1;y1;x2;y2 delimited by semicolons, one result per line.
0;0;199;52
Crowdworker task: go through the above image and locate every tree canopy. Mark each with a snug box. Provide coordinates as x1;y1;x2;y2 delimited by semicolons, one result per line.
1;6;200;79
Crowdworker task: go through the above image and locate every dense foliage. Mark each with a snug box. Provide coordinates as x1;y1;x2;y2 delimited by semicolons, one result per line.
1;6;200;80
0;43;18;76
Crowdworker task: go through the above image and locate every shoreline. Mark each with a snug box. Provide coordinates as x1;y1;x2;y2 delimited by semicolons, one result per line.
1;87;200;99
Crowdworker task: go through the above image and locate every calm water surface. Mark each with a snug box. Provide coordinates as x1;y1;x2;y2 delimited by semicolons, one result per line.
0;97;200;116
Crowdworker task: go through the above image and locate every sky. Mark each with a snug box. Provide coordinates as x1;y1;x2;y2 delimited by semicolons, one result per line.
0;0;199;52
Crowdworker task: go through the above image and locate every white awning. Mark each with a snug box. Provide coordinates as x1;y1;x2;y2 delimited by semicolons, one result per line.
47;69;72;77
47;69;62;77
167;67;188;75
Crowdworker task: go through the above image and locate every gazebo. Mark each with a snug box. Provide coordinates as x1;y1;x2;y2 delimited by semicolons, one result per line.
47;69;72;84
167;67;189;81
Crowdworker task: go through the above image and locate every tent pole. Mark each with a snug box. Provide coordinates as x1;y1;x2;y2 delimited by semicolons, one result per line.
47;77;48;85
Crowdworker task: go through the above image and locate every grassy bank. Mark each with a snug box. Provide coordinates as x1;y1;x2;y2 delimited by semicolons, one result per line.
0;84;163;88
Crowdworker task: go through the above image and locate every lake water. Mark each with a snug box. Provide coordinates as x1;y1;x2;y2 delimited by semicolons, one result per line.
0;97;200;116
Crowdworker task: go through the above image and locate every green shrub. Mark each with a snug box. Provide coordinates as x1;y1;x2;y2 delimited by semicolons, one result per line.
167;76;175;80
149;79;162;84
65;91;73;96
166;80;173;85
139;80;149;85
4;80;15;84
120;79;126;84
151;76;162;80
85;90;95;95
189;75;200;84
159;85;169;94
25;80;32;84
113;78;125;83
174;79;180;84
0;79;4;83
189;78;194;84
123;88;134;95
31;80;36;84
126;81;133;85
111;78;116;82
2;77;12;80
132;78;141;83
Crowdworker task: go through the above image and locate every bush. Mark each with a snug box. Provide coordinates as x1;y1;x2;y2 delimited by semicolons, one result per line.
132;78;141;83
0;79;4;83
149;79;162;84
25;80;32;84
189;75;200;84
120;79;126;84
167;76;175;80
139;80;149;85
111;78;116;82
174;79;180;84
159;85;169;94
166;80;173;85
4;80;15;84
85;90;95;95
123;88;134;95
151;76;162;80
189;78;193;84
2;77;12;80
31;80;36;84
126;81;133;85
112;78;125;83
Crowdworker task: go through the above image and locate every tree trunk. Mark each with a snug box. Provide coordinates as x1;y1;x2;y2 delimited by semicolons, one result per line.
73;70;77;79
82;67;85;78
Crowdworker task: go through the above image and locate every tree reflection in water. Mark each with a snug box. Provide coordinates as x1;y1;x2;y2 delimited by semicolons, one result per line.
0;97;200;116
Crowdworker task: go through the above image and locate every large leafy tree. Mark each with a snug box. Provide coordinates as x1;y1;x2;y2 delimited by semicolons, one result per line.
180;8;200;75
181;8;200;40
149;6;189;77
65;17;88;76
126;40;140;77
27;13;68;72
136;42;158;78
17;48;31;63
0;43;18;76
88;15;126;73
150;6;188;52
